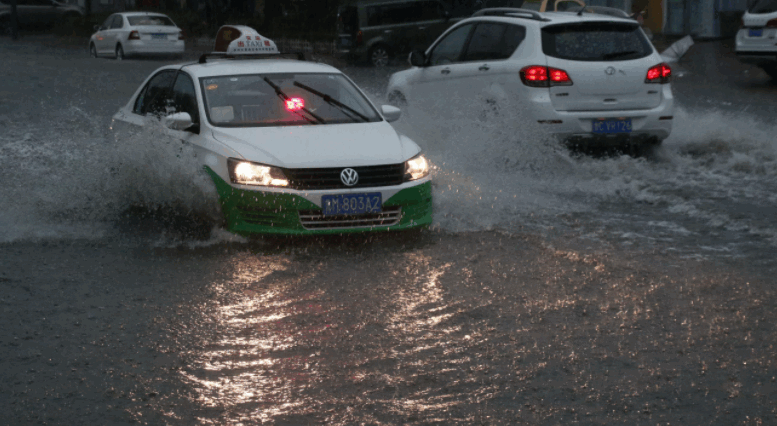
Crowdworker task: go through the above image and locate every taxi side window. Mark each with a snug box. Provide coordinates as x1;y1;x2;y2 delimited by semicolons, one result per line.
171;72;200;125
461;23;525;62
110;15;124;30
428;23;474;66
133;70;176;116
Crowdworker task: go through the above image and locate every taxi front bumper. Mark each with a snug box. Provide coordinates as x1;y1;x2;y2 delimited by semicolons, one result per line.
206;168;433;236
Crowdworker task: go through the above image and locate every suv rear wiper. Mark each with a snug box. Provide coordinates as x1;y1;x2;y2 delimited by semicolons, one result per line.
262;77;326;124
602;50;638;60
292;81;370;123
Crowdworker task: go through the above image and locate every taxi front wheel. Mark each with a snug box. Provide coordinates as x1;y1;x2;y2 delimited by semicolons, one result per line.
115;45;125;60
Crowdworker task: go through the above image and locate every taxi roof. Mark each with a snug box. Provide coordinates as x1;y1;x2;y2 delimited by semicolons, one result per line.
180;58;342;79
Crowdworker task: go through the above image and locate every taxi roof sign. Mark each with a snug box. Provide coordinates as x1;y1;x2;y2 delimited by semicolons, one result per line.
213;25;279;55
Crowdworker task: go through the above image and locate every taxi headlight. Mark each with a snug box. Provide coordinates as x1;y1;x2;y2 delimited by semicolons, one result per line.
404;154;429;181
227;158;289;187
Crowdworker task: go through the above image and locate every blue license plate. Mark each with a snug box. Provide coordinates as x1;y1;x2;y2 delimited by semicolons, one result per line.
322;193;382;216
749;29;763;37
151;33;167;40
592;119;632;134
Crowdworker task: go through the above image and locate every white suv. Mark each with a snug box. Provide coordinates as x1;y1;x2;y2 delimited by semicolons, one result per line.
387;8;673;151
735;0;777;79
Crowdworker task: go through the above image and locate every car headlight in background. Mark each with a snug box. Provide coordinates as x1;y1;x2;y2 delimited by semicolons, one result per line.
228;158;289;187
404;154;429;181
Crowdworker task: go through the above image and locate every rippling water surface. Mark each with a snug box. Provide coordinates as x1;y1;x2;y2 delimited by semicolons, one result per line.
1;39;776;425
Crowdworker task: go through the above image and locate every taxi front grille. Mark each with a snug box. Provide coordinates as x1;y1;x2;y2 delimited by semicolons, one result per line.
282;164;405;190
298;207;402;230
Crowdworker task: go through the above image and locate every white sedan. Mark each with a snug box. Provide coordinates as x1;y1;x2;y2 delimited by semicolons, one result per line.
89;12;184;60
111;26;432;235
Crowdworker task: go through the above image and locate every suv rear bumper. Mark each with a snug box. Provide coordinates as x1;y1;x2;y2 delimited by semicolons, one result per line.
735;51;777;65
534;96;674;143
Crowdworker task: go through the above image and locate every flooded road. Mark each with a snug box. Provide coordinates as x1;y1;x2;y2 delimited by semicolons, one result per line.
1;37;776;424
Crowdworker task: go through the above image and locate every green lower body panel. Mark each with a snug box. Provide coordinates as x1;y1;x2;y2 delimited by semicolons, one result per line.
206;168;433;236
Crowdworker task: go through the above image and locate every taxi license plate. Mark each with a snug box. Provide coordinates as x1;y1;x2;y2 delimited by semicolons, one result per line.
322;193;382;216
592;119;632;134
749;29;763;37
151;33;167;40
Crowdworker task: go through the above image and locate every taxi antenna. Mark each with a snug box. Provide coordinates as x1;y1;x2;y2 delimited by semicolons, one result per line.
577;2;587;15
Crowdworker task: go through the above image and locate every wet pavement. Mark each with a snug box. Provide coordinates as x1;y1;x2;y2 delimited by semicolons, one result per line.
1;35;776;425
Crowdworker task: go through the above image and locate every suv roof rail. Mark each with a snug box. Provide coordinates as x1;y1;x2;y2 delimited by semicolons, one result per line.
472;7;551;21
198;51;307;64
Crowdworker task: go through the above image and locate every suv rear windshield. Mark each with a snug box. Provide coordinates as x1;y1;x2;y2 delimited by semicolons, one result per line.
127;16;176;26
541;22;652;62
750;0;777;14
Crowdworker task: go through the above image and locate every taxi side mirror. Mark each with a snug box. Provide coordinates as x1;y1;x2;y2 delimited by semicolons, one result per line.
409;50;426;67
164;112;194;130
381;105;401;123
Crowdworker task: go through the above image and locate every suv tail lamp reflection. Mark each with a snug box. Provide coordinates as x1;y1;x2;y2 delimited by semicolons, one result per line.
520;66;573;87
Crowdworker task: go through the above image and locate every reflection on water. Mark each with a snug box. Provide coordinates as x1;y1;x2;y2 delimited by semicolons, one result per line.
172;246;505;424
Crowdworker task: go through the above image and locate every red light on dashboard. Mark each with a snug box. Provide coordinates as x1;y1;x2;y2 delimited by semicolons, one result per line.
286;97;304;111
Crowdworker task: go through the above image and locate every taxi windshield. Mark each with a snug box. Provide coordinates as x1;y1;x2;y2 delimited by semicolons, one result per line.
200;73;382;127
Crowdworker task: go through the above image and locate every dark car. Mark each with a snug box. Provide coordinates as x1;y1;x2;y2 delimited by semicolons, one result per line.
336;0;456;67
0;0;83;35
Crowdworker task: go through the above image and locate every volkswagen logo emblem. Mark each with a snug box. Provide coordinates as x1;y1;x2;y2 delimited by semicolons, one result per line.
340;168;359;186
605;66;616;76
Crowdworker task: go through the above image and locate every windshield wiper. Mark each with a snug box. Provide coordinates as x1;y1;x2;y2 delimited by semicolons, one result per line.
602;50;639;60
262;77;325;124
292;81;370;123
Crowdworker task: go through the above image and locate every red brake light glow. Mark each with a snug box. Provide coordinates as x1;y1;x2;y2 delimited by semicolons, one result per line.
645;63;672;84
520;66;572;87
356;30;363;46
128;30;140;40
549;68;571;84
285;97;305;111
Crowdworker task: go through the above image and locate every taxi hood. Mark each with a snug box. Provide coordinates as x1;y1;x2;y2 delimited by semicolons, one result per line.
210;122;420;168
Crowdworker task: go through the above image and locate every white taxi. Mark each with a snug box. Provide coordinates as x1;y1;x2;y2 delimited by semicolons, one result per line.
111;26;432;235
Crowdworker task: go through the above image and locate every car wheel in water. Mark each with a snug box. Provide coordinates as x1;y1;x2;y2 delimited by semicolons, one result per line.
90;43;97;58
370;45;390;67
762;65;777;81
115;44;124;60
387;91;407;107
0;18;12;37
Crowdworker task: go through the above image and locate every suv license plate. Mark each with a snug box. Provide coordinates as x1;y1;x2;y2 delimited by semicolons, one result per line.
749;29;763;37
592;119;632;134
322;193;382;216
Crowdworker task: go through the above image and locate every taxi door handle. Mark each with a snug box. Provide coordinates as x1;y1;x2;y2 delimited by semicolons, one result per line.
418;26;427;30
384;29;393;33
479;64;490;71
441;68;451;75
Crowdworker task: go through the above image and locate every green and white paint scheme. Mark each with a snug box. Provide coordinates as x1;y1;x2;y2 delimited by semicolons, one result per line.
111;29;431;235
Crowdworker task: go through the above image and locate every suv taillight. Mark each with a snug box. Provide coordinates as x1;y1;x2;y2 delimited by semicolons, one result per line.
645;63;671;84
356;30;363;46
767;19;777;28
128;31;140;40
519;66;573;87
